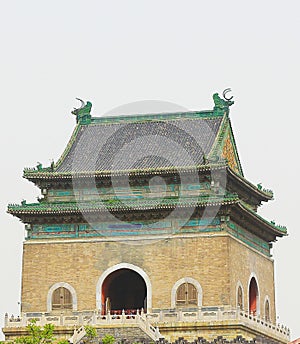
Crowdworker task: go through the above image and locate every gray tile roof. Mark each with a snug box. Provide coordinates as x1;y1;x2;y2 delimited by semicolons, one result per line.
56;116;223;173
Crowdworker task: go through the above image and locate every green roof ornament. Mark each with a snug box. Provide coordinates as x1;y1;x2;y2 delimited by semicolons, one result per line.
36;162;43;171
213;88;234;113
71;98;92;124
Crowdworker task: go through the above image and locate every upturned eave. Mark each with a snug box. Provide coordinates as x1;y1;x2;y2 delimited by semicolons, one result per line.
227;167;273;202
231;202;287;240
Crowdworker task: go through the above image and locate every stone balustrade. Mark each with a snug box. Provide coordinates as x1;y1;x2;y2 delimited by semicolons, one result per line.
147;308;289;342
4;307;289;342
4;310;161;342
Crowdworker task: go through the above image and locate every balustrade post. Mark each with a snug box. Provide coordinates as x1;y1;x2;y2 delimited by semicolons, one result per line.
197;307;201;321
21;313;27;326
146;319;150;333
178;309;182;321
159;310;163;322
60;312;64;326
79;312;83;325
41;313;46;326
107;310;111;324
121;309;125;323
217;307;222;320
92;311;96;325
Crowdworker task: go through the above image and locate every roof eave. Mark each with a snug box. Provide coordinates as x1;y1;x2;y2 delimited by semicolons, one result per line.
235;202;287;239
7;197;239;218
227;167;273;202
23;163;228;183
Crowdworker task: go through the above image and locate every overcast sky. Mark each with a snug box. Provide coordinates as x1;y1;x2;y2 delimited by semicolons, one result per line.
0;0;299;340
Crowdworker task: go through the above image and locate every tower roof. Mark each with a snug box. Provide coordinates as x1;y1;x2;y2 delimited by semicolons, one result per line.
55;111;225;174
25;92;244;177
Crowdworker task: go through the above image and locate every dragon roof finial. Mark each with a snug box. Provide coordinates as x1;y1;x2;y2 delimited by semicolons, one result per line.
72;98;92;124
213;88;234;112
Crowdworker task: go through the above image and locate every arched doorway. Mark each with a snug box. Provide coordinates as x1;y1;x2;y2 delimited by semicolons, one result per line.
101;268;147;314
249;277;259;315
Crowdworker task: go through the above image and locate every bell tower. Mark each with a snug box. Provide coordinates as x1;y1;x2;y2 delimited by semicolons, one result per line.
4;93;289;343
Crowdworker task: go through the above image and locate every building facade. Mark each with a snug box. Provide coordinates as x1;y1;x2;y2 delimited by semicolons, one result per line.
4;93;289;343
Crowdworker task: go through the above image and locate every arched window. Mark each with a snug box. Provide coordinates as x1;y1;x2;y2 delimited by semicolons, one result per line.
176;282;197;306
237;285;243;310
249;277;259;315
47;282;77;312
52;287;72;310
264;299;270;322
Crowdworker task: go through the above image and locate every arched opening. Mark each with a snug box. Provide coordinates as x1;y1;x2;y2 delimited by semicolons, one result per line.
52;287;72;310
171;277;202;308
47;282;77;312
101;268;147;314
176;282;197;307
265;299;270;322
249;277;258;315
237;285;243;310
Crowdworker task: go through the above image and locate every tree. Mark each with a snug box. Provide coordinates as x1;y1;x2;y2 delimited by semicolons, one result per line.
14;320;55;344
101;334;115;344
84;326;97;342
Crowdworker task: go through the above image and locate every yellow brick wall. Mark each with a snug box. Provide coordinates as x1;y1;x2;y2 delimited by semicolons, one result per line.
21;234;230;312
21;232;275;321
228;236;276;322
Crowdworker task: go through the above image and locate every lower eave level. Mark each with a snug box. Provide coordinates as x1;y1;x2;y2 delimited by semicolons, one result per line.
7;197;287;241
7;201;287;257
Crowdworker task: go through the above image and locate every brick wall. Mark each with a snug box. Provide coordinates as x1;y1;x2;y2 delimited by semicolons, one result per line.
21;231;275;323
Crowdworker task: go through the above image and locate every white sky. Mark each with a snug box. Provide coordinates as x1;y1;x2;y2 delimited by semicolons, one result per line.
0;0;299;340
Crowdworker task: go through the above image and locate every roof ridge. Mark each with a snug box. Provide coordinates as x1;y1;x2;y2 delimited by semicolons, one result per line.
89;110;221;125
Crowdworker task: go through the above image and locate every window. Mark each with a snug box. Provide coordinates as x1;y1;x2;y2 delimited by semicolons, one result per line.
237;286;243;310
52;287;72;310
264;299;270;322
176;283;197;306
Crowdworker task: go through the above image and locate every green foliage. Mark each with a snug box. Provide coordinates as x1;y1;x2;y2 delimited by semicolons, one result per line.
101;334;115;344
84;326;97;340
14;319;55;344
56;340;69;344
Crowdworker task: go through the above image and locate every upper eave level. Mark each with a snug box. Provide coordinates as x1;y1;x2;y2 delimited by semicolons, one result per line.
22;94;273;207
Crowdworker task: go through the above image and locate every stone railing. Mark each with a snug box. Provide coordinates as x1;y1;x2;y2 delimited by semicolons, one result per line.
4;310;162;342
4;308;289;342
146;308;289;342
